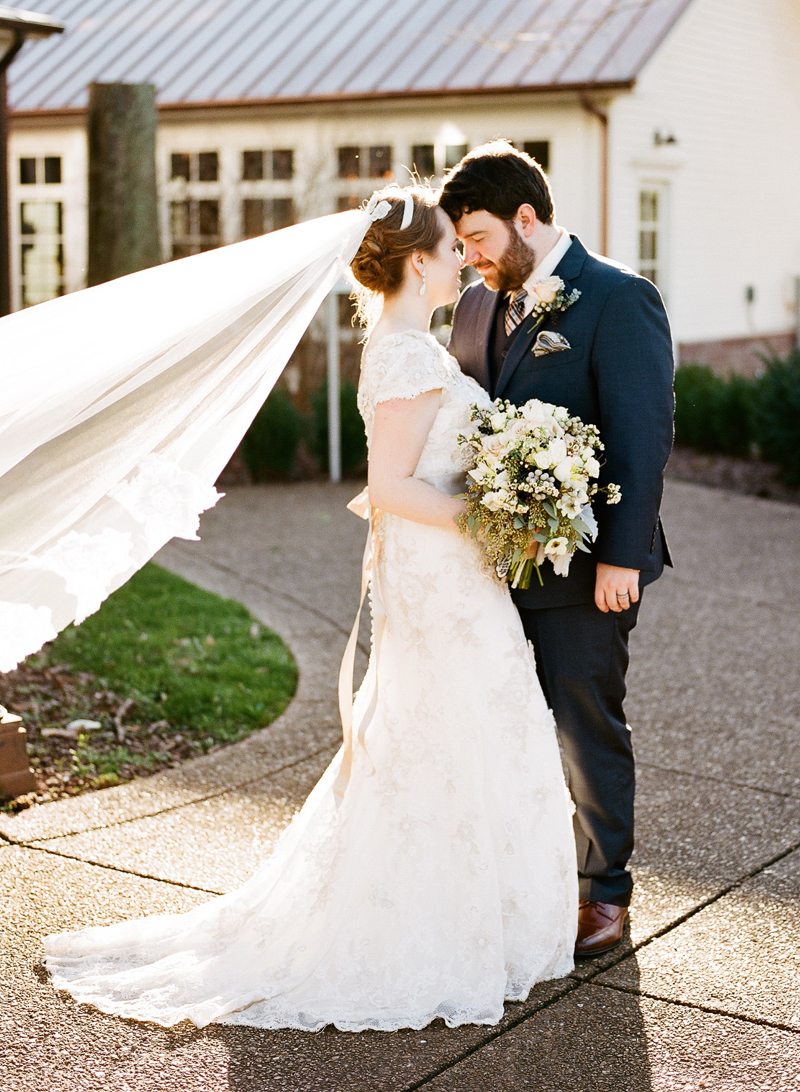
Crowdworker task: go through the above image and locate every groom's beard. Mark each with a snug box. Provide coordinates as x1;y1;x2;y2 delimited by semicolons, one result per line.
479;227;536;293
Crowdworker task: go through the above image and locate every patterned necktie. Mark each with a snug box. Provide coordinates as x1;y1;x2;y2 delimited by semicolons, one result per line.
504;287;528;336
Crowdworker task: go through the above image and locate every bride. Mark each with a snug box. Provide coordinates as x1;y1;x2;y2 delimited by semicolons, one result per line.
43;185;578;1032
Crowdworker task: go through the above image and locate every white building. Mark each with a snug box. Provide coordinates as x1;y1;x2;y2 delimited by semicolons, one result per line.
7;0;800;376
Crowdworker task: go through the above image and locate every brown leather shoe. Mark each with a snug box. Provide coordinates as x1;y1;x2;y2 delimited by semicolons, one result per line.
574;900;628;958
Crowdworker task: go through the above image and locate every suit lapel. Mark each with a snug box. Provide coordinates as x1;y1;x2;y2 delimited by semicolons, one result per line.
494;236;588;400
475;284;502;391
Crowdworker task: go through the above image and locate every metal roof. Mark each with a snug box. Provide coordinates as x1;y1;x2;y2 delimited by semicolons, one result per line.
6;0;695;112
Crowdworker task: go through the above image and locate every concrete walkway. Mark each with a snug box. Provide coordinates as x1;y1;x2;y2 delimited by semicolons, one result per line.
2;479;800;1090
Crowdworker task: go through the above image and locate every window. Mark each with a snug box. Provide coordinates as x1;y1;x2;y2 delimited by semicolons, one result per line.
19;156;62;185
523;141;550;171
338;145;393;180
241;148;294;181
338;146;361;179
170;153;191;181
638;188;661;287
369;145;391;178
197;151;218;182
20;201;64;306
272;149;293;180
170;152;218;182
242;197;295;237
44;156;62;183
170;199;221;258
242;150;264;181
445;144;468;170
411;144;435;178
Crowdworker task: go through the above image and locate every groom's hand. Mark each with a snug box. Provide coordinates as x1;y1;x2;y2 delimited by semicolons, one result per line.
595;563;640;613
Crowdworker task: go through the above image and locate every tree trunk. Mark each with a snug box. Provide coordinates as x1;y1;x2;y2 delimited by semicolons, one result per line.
87;82;160;286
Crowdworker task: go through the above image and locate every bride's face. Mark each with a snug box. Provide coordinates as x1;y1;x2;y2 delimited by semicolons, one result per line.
416;209;464;309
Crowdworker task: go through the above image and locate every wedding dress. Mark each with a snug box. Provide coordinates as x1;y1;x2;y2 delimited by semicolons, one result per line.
44;329;578;1032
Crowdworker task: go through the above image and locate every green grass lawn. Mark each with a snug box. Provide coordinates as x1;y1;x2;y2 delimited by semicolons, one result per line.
1;563;298;808
56;562;297;740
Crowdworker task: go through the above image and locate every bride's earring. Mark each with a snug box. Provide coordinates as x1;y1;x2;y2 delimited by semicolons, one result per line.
419;267;427;297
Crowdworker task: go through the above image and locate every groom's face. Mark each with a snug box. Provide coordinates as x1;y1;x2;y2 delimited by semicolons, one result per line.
455;210;535;293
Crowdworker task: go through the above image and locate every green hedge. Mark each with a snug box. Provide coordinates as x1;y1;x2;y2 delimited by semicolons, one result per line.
674;350;800;483
308;379;368;476
240;380;367;480
241;387;303;479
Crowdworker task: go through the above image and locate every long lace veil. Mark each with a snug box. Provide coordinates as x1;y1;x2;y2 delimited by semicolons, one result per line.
0;209;370;672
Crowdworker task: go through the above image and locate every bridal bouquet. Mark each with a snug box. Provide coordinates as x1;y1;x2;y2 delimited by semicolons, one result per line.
457;399;621;589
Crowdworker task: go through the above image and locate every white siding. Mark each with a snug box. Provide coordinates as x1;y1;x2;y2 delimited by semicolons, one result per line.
608;0;800;345
9;95;602;308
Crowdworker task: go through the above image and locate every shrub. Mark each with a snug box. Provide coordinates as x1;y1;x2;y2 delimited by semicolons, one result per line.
673;364;754;457
241;387;303;479
752;350;800;484
308;379;367;475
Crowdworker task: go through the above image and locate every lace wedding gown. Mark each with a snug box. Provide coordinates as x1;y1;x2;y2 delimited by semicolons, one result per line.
44;330;578;1032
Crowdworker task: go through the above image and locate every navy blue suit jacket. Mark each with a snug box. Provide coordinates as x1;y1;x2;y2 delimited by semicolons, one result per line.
449;236;675;610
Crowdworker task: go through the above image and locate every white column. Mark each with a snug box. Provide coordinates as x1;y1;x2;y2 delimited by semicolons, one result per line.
326;288;341;482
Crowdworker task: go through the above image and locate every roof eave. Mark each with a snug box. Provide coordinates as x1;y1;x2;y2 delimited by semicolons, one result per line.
9;78;635;122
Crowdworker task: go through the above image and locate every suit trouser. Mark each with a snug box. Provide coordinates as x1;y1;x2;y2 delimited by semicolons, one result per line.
518;598;642;906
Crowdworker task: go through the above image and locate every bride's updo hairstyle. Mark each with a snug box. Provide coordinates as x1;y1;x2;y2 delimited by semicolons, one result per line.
350;185;444;326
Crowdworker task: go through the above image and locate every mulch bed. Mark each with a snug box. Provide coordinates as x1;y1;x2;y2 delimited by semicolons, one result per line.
0;662;209;813
666;446;800;505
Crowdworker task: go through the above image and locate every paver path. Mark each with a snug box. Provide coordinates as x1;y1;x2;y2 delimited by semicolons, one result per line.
2;480;800;1090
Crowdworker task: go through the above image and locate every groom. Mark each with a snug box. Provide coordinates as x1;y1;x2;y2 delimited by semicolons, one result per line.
441;142;675;957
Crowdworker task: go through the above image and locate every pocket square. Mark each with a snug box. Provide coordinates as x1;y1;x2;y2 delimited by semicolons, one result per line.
532;331;571;357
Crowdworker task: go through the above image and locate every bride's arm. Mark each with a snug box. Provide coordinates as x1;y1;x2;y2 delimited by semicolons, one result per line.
368;392;464;529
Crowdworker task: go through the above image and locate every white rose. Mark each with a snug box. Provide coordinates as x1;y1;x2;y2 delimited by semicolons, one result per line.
584;456;600;478
533;449;555;469
554;457;576;483
521;399;547;421
529;276;563;305
481;434;506;456
548;438;567;464
490;411;508;431
481;492;503;512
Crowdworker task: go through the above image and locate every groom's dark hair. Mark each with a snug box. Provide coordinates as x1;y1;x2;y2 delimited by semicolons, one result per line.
439;140;555;225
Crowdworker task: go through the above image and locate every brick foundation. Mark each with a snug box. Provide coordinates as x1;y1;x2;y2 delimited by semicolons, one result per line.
678;331;797;376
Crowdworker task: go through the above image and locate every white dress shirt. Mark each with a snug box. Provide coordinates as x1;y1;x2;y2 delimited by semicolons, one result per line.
516;227;573;320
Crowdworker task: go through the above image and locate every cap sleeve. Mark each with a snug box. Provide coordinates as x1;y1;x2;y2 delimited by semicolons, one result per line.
367;331;451;405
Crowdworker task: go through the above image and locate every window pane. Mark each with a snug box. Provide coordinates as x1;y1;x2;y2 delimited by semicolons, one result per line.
272;149;294;180
198;151;219;182
271;198;295;230
523;141;550;171
170;199;191;238
640;191;658;223
242;150;264;181
19;158;36;185
44;156;62;184
639;230;657;262
445;144;468;169
338;294;356;327
411;144;435;178
242;198;266;238
19;201;64;306
198;199;220;236
337;194;362;211
171;153;191;181
369;145;392;179
338;146;360;179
